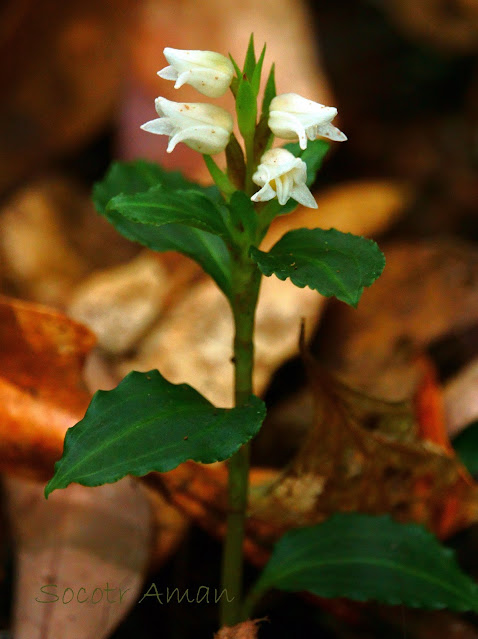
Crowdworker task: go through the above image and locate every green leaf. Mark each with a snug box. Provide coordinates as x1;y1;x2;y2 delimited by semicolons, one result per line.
228;54;241;78
453;420;478;475
45;370;266;497
93;159;217;215
243;33;256;80
285;139;330;186
107;185;232;242
236;79;257;139
260;63;276;120
251;513;478;612
251;44;266;96
106;213;232;298
250;228;385;307
93;160;233;298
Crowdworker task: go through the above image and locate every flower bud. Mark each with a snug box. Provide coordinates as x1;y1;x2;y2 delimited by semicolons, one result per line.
141;97;233;155
269;93;347;150
251;148;317;209
158;48;234;98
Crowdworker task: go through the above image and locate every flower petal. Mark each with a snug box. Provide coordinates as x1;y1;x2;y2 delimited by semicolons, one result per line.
317;122;348;142
251;183;277;203
269;111;308;149
167;124;230;155
290;183;318;208
157;66;178;82
140;118;175;136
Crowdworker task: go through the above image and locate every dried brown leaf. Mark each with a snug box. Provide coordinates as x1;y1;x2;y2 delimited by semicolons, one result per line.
3;475;151;639
316;240;478;401
0;295;94;479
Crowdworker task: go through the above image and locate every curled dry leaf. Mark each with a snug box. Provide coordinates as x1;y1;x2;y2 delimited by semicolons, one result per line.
0;295;189;633
250;354;478;540
153;355;478;565
3;475;151;639
0;294;94;480
316;240;478;401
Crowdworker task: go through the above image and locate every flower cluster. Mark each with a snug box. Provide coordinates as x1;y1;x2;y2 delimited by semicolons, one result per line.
141;47;346;209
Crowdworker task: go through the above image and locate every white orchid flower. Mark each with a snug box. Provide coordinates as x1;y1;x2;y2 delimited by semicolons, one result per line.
141;97;233;155
158;48;234;98
251;148;317;209
269;93;347;150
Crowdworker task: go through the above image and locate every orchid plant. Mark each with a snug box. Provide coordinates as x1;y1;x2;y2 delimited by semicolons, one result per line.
45;37;478;632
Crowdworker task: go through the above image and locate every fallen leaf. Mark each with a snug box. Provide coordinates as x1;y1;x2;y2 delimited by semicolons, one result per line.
0;295;94;479
69;251;170;355
250;352;478;539
0;177;139;307
3;475;151;639
153;354;478;565
316;240;478;401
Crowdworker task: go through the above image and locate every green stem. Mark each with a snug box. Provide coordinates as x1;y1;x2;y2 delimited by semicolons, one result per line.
220;259;261;626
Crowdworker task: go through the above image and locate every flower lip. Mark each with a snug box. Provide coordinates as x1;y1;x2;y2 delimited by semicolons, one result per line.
269;93;347;150
251;148;318;209
141;97;233;155
157;47;234;98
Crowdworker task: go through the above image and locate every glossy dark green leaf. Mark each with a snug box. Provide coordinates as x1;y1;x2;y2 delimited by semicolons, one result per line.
107;185;232;242
453;420;478;475
93;160;232;298
250;228;385;307
106;213;232;298
93;159;219;215
251;513;478;612
45;370;266;497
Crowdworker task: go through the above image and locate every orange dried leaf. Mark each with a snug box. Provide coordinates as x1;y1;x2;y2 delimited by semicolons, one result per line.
0;295;94;479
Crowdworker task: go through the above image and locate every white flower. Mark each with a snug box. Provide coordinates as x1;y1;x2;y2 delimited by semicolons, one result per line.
269;93;347;150
158;48;234;98
251;148;317;209
140;97;233;155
